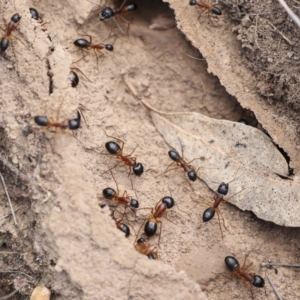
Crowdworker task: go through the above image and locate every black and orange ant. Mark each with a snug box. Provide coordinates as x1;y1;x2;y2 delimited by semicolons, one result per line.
100;203;131;237
189;0;222;24
88;0;137;34
225;255;265;298
101;170;139;217
101;136;144;177
0;13;22;52
137;196;175;246
73;34;113;67
201;180;245;239
34;104;88;132
135;237;158;260
164;149;203;184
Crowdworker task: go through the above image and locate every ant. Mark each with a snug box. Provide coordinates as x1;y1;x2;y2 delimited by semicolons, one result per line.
30;8;43;22
89;0;137;34
34;103;88;132
73;34;113;68
189;0;222;25
164;149;204;184
201;180;245;239
225;255;265;298
0;13;22;52
101;170;139;217
100;203;131;237
135;237;158;260
101;136;144;177
69;67;91;88
137;196;175;246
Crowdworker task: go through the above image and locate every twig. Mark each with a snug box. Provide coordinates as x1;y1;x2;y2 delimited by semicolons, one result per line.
261;262;300;268
265;19;295;45
0;270;33;280
0;172;18;226
0;155;30;182
267;275;283;300
0;205;23;221
277;0;300;28
0;282;26;300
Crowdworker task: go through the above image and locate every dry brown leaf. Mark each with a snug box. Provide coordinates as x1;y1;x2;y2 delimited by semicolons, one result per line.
140;99;300;227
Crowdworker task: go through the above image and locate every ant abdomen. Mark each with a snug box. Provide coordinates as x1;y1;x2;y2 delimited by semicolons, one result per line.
145;220;157;237
70;71;79;88
74;39;89;48
187;171;197;181
133;163;143;176
119;223;130;237
105;141;121;155
252;275;265;288
168;150;180;162
147;253;156;260
105;44;114;51
34;116;48;126
212;7;222;15
103;188;116;199
189;0;197;6
203;207;215;222
162;196;174;209
0;39;9;52
29;8;39;20
125;3;138;12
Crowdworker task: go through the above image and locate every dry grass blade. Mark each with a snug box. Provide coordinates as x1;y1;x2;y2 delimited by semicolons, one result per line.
267;275;283;300
0;172;18;226
0;283;26;300
277;0;300;27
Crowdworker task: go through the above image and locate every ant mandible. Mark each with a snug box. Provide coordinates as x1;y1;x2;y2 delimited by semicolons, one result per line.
73;34;113;68
137;196;175;246
201;181;245;239
101;170;139;217
135;237;158;260
101;136;144;177
225;255;265;297
0;13;22;52
164;149;203;184
189;0;222;24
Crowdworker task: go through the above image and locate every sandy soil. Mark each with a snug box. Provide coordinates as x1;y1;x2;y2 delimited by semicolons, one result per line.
0;0;299;299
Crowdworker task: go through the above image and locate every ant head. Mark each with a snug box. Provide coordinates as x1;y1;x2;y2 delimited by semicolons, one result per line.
147;253;156;260
100;7;114;20
212;7;222;16
29;8;39;20
119;223;130;237
11;13;21;23
133;163;144;176
187;171;197;181
103;188;116;199
202;207;215;222
162;196;174;209
126;3;138;12
218;182;229;195
105;141;120;155
130;199;139;208
252;275;265;288
70;71;79;88
34;116;48;127
225;256;239;270
189;0;197;6
105;44;114;51
137;237;145;244
68;112;81;130
168;150;180;162
0;38;9;52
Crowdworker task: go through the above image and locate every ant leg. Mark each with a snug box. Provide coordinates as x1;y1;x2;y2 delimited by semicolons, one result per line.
215;207;227;240
71;67;92;82
162;165;182;175
78;33;93;44
157;220;162;246
100;161;123;176
72;54;88;64
162;213;176;225
224;188;246;203
78;104;89;128
163;161;178;174
134;219;147;243
109;169;120;195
